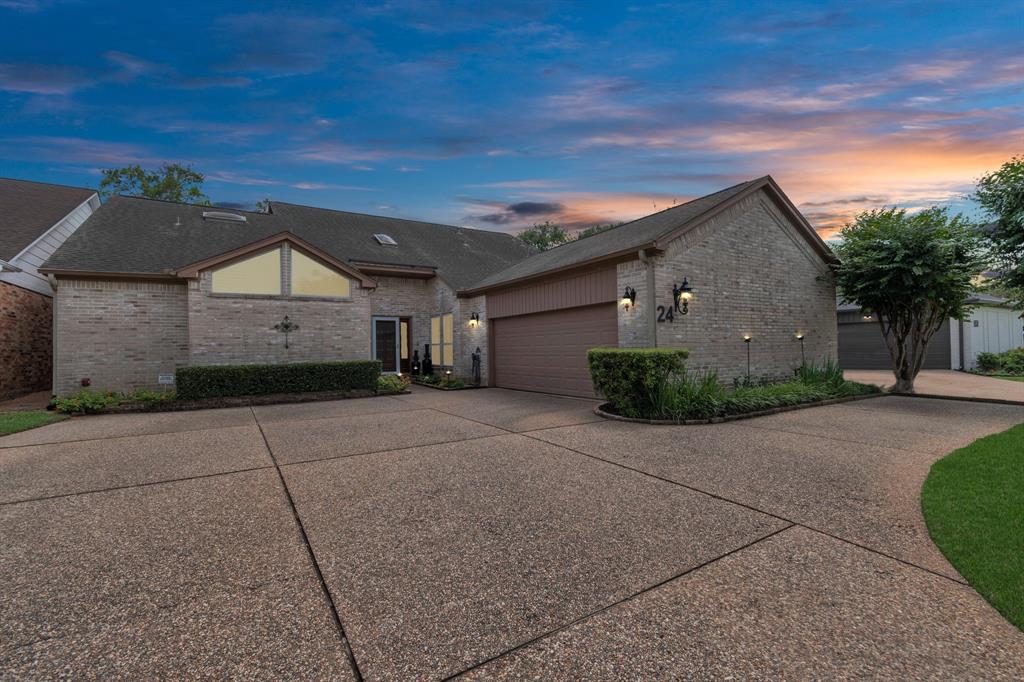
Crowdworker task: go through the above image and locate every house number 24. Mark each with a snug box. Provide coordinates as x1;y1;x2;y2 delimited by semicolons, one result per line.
656;305;675;323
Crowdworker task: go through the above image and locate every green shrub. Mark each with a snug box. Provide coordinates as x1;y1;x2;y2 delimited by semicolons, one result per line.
128;389;177;404
974;348;1024;375
53;390;121;414
647;368;724;420
793;358;845;387
377;374;411;393
176;360;381;400
976;352;1002;373
588;348;689;417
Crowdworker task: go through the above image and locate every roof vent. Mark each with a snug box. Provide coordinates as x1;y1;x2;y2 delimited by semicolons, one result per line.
373;233;397;246
202;211;247;223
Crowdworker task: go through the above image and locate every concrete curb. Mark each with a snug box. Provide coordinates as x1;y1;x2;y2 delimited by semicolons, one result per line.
593;392;885;425
888;392;1024;407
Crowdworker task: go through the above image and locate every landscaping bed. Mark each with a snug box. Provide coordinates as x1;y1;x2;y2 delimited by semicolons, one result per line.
50;360;403;415
974;348;1024;378
411;373;479;390
588;347;881;424
922;422;1024;631
596;391;882;425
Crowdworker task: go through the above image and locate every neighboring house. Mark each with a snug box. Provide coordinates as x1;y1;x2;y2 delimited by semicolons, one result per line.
41;176;838;397
0;178;100;399
837;294;1024;371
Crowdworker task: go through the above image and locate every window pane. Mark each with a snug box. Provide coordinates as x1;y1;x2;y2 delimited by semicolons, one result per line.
431;317;441;344
443;343;454;366
400;321;409;359
430;343;440;363
291;249;351;297
442;313;453;343
211;248;281;295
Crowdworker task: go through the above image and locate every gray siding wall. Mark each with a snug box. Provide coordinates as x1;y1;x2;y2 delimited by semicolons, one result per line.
617;189;837;383
1;194;99;297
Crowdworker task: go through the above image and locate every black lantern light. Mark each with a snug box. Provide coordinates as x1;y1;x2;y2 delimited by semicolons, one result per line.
743;334;752;380
795;332;806;365
672;277;693;315
469;312;481;326
621;285;637;310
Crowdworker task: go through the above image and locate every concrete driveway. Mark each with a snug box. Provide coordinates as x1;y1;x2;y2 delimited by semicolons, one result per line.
846;369;1024;403
2;388;1023;680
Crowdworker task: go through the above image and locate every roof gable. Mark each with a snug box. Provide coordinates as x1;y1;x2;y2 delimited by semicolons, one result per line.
464;176;834;293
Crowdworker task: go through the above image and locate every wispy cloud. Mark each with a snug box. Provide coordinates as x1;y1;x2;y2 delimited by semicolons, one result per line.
0;62;88;94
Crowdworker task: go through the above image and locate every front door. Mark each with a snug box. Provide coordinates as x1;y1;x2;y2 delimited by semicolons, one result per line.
373;317;400;373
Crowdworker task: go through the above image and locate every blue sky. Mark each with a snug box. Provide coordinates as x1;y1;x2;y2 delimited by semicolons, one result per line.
1;0;1022;237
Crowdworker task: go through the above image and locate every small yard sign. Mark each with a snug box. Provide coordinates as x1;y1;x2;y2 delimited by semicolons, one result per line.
158;374;175;385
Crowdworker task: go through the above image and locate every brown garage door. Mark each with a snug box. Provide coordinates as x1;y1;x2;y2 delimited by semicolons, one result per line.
492;303;618;397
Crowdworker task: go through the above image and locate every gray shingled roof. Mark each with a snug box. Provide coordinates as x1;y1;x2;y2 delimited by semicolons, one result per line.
468;178;762;290
0;178;96;261
44;197;536;290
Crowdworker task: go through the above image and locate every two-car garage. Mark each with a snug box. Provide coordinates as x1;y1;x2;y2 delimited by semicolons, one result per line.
486;267;619;398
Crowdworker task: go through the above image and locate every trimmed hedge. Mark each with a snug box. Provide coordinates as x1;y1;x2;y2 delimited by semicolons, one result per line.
588;347;689;418
176;360;381;400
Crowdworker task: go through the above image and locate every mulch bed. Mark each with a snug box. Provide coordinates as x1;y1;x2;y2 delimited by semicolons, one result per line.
595;392;885;425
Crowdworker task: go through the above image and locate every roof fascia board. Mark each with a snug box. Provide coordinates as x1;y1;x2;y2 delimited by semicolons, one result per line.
39;268;179;281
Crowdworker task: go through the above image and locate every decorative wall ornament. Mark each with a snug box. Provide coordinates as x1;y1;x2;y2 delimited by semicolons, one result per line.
272;315;299;348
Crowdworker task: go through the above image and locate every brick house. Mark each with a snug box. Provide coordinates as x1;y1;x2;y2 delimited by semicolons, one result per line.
0;179;100;399
42;176;838;397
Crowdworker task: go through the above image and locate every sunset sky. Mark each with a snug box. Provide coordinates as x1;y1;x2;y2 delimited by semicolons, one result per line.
1;1;1021;239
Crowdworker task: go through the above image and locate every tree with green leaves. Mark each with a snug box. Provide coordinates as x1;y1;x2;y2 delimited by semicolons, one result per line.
832;207;984;393
99;163;210;204
516;221;570;251
973;156;1024;307
577;222;619;239
255;198;272;213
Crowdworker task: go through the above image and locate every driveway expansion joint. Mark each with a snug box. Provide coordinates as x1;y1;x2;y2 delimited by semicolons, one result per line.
516;431;970;587
251;407;365;682
442;523;799;680
0;464;276;508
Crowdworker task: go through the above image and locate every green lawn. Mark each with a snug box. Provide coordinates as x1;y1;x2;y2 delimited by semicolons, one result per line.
0;410;67;437
922;423;1024;630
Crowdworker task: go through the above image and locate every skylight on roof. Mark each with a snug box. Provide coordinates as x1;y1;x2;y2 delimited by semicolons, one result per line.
373;233;397;246
202;211;247;223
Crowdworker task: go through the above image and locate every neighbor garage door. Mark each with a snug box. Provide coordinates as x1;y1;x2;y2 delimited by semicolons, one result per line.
838;317;952;369
492;303;617;397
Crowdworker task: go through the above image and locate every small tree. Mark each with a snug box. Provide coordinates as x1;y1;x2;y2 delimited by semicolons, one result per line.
255;198;272;213
517;221;570;251
973;156;1024;307
577;222;619;239
832;207;984;393
99;163;210;204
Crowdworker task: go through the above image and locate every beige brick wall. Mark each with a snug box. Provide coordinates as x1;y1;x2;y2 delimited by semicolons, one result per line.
456;294;488;384
53;278;189;395
188;271;371;366
617;189;837;383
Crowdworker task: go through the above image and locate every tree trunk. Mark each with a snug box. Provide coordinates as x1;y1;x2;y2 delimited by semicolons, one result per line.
892;372;915;393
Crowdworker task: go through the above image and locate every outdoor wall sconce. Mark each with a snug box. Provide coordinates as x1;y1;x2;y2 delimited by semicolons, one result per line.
795;332;806;365
672;277;693;315
622;285;637;310
469;312;480;326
